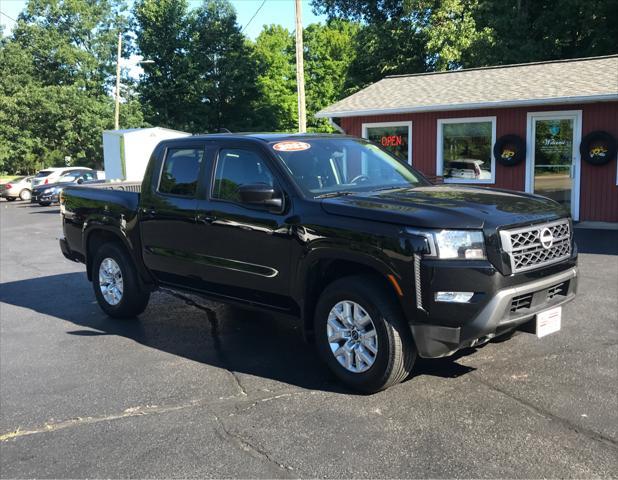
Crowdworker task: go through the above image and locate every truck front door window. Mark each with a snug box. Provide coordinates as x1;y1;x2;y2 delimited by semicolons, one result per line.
212;149;274;203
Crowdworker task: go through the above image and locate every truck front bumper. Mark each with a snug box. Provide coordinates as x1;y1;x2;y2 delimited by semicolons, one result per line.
59;237;84;263
411;266;578;358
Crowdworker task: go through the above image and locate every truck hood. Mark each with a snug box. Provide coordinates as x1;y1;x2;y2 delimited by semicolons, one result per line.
320;185;568;231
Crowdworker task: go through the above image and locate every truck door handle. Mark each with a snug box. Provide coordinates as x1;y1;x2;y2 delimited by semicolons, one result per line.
197;214;216;224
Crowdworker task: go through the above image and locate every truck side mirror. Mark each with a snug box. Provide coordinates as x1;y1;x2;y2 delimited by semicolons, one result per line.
238;183;283;211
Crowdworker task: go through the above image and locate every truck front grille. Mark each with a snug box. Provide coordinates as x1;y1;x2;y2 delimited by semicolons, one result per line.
499;219;571;274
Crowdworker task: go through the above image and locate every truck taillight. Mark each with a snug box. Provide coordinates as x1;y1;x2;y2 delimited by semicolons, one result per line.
44;178;49;184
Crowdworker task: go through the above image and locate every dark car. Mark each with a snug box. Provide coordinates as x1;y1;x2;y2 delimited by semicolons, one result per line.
32;170;99;206
59;134;577;392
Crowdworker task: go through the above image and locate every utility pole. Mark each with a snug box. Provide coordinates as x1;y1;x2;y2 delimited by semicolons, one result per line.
114;31;122;130
294;0;306;133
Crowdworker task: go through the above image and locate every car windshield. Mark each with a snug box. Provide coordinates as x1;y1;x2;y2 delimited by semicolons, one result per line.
269;137;428;197
58;174;77;182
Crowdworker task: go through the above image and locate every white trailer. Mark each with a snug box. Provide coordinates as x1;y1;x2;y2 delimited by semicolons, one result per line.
102;127;190;181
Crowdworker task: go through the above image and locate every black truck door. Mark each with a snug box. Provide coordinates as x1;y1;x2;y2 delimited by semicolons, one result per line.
194;143;294;311
140;142;206;287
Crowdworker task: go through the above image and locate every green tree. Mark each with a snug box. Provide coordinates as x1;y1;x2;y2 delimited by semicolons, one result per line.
311;0;489;78
135;0;259;133
188;0;259;132
133;0;194;130
252;25;298;131
463;0;618;66
312;0;618;75
304;20;359;130
0;0;145;173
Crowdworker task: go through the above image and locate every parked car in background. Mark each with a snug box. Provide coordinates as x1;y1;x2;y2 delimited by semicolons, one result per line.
0;176;34;201
445;159;491;180
32;170;102;206
31;167;93;188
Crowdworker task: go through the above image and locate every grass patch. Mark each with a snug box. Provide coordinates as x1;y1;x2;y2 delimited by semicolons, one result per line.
0;175;19;183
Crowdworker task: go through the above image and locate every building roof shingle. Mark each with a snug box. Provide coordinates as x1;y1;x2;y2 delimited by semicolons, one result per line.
316;55;618;118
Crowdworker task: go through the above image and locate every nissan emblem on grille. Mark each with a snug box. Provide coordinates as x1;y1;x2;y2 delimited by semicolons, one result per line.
499;219;571;273
540;228;554;249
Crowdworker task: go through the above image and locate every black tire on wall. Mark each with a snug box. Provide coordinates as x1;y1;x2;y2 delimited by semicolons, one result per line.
580;131;616;166
494;134;526;167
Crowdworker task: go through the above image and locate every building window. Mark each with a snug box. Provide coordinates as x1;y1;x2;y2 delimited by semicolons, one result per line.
362;121;412;164
437;117;496;184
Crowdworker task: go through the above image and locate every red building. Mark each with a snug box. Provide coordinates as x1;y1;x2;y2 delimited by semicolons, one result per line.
316;55;618;222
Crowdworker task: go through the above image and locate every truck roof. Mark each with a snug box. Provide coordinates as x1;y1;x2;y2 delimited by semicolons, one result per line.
159;133;352;145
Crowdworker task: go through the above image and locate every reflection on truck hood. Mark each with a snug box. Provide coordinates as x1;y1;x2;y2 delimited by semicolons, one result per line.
320;185;567;230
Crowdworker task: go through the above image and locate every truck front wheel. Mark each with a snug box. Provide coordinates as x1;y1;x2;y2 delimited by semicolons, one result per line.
92;243;150;318
314;275;416;393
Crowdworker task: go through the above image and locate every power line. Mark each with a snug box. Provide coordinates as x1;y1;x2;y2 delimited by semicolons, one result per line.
241;0;266;34
0;10;18;23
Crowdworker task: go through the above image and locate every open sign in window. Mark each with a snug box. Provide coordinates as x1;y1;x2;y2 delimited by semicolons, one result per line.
362;121;412;165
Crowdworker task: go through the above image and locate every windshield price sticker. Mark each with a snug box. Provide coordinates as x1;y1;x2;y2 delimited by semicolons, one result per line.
273;141;311;152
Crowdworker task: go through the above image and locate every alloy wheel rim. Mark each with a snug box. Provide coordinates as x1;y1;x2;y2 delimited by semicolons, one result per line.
21;190;31;200
98;258;124;306
327;300;378;373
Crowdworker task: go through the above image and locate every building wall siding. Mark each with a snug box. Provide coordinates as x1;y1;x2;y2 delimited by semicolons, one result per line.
340;101;618;222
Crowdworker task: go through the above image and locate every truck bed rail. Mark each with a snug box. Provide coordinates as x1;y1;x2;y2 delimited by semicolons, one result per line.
76;182;142;193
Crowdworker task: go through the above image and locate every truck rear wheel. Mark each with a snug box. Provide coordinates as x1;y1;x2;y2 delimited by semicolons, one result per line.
314;275;416;393
92;243;150;318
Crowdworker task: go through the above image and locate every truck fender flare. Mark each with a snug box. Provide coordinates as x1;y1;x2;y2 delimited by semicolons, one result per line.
296;247;403;339
82;223;151;287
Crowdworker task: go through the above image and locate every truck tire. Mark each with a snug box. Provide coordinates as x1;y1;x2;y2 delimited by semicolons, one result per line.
314;275;416;393
92;242;150;319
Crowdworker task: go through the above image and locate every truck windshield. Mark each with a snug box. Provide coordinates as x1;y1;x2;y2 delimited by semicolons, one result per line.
270;138;428;197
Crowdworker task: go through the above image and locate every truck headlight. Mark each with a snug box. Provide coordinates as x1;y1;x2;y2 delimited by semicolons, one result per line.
42;187;54;194
406;229;486;260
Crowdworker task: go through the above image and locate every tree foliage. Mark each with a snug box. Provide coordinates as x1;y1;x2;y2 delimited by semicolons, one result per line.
1;0;616;174
133;0;193;131
0;0;145;173
134;0;258;133
312;0;618;76
252;25;298;131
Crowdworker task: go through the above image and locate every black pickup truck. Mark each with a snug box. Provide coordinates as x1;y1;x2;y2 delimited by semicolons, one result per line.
60;134;578;392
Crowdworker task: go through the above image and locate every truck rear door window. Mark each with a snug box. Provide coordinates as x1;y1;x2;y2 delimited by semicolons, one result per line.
158;148;204;197
212;149;274;203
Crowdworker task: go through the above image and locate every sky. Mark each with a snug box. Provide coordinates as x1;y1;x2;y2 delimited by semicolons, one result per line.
0;0;327;39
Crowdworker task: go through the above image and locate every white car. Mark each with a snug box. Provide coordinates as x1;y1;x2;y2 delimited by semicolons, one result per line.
0;176;34;201
446;159;492;180
31;167;93;188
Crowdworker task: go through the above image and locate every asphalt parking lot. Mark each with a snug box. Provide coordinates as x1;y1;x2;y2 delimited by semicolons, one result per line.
1;199;617;478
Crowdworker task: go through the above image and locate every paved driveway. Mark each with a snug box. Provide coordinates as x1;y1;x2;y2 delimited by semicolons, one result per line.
1;200;617;478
